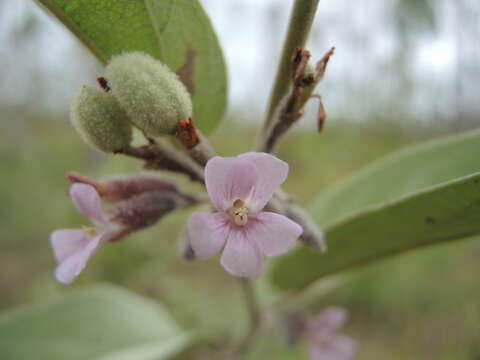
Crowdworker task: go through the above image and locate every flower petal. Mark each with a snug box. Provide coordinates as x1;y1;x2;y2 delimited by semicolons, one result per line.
50;229;88;263
205;156;258;211
307;307;349;335
249;212;302;257
69;183;106;224
220;229;264;278
238;152;288;212
54;234;105;284
188;212;230;259
309;335;356;360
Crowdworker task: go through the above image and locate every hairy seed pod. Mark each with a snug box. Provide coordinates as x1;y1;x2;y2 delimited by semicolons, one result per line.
105;52;192;136
70;86;132;153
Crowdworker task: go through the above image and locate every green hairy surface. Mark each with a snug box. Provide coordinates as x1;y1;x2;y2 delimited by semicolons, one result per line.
71;85;132;153
36;0;227;134
106;52;192;136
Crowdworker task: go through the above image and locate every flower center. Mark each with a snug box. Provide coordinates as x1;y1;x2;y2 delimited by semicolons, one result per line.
228;199;249;226
82;226;98;238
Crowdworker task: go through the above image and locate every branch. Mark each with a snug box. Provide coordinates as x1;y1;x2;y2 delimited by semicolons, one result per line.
266;191;326;252
176;118;216;166
263;0;320;132
120;142;205;183
260;47;335;153
284;202;326;252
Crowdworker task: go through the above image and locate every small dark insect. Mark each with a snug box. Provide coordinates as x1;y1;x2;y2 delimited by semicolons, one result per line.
96;77;111;92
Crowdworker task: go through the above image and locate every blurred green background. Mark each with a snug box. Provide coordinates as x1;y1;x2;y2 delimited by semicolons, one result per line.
1;0;479;359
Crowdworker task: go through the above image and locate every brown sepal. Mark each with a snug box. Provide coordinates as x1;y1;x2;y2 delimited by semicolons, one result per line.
177;117;199;149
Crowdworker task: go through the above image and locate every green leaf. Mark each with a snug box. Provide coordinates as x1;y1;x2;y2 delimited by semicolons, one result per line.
0;284;190;360
315;129;480;227
36;0;227;134
271;173;480;290
272;131;480;288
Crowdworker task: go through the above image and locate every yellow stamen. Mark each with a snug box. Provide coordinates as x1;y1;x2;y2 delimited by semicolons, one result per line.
228;199;249;226
82;226;97;238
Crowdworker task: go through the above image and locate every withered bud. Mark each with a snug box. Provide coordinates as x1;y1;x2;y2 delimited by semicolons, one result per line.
106;191;182;231
67;172;178;202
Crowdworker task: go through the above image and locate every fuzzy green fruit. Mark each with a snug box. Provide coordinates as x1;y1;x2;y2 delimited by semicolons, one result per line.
71;86;132;153
105;52;192;136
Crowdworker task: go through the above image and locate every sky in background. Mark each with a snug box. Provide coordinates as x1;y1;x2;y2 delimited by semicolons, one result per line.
0;0;478;129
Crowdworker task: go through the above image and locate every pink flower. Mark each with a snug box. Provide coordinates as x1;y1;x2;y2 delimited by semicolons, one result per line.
305;307;356;360
187;152;303;277
50;184;126;284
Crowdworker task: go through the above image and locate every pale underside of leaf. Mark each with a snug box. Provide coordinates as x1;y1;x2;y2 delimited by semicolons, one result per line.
271;129;480;289
271;173;480;289
313;129;480;226
0;284;190;360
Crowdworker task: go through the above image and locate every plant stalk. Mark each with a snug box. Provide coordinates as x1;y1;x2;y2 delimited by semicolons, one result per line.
237;278;261;355
263;0;320;132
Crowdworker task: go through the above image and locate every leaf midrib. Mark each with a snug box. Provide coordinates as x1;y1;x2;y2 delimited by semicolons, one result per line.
143;0;172;60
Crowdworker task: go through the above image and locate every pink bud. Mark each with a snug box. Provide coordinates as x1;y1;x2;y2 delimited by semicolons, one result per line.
67;172;177;202
106;191;179;231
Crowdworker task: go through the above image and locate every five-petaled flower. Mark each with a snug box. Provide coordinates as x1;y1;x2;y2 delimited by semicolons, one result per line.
304;307;356;360
187;152;303;278
50;184;127;284
50;180;182;284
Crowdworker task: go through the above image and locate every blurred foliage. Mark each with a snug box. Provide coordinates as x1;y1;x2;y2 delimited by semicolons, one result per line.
0;285;190;360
